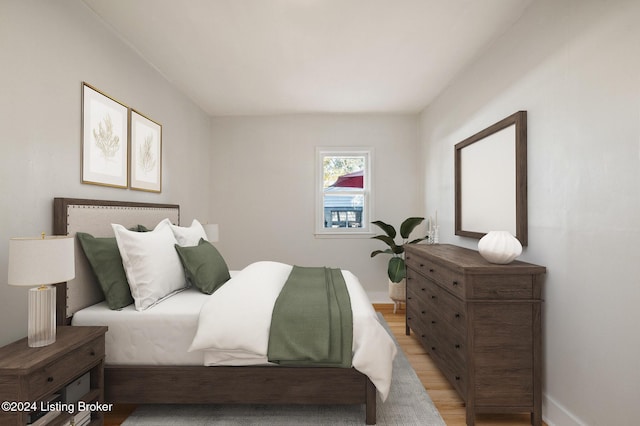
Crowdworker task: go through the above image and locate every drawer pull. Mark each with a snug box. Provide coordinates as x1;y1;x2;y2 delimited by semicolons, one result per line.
429;268;435;273
431;295;437;299
407;296;412;300
90;350;96;356
421;310;426;314
419;263;425;267
421;288;425;291
455;375;461;381
455;344;461;349
455;313;461;318
47;377;54;383
452;280;459;286
431;320;437;324
431;346;436;351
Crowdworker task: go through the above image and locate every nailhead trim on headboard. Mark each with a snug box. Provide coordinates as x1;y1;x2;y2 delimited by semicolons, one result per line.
53;198;180;322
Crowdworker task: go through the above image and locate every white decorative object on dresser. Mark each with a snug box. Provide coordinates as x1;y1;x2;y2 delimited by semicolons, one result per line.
477;230;523;264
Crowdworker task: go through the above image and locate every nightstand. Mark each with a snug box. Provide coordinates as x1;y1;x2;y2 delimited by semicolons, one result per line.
0;326;107;426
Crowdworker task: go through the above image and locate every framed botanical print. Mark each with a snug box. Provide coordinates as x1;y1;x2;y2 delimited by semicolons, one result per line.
130;109;162;192
81;82;129;188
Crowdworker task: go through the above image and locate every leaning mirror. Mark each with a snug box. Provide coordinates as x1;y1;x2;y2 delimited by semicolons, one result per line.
454;111;528;245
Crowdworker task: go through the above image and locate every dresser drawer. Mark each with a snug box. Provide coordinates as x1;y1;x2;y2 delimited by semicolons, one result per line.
426;329;467;398
469;274;535;299
429;320;466;371
406;269;439;306
408;310;435;352
414;327;436;357
406;302;431;336
437;357;467;398
27;336;104;398
406;254;465;298
428;284;466;338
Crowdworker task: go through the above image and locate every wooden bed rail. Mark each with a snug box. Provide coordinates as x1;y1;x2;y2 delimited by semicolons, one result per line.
105;365;376;424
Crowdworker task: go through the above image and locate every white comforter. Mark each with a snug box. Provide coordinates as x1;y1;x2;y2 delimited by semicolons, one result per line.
190;261;397;400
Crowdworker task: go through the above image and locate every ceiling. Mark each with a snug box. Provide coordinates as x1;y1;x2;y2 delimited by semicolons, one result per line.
82;0;532;116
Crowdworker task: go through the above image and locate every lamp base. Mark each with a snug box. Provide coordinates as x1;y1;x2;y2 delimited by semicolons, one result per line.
28;285;56;347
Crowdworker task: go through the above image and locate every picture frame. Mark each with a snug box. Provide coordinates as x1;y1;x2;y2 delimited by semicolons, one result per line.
454;111;528;245
130;109;162;193
81;82;129;188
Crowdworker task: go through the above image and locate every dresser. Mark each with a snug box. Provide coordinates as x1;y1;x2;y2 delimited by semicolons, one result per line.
0;326;107;426
404;244;545;426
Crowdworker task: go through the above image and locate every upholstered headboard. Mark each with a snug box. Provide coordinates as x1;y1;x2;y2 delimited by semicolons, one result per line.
53;198;180;323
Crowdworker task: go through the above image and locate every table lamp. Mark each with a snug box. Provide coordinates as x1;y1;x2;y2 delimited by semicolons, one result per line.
203;223;219;242
8;234;75;347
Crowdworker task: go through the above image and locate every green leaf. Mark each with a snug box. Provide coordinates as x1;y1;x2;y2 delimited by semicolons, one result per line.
399;217;424;239
388;257;406;283
408;237;427;244
371;221;396;239
370;249;393;258
371;235;398;250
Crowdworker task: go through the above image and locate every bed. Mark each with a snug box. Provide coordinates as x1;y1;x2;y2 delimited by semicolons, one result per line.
53;197;396;425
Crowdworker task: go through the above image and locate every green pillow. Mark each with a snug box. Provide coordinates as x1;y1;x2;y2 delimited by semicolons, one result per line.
175;238;231;295
76;232;134;310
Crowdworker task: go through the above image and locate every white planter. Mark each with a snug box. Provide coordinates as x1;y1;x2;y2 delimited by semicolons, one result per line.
478;231;522;264
388;278;406;314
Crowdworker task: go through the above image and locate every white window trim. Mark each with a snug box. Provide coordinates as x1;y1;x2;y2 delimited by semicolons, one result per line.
314;147;374;238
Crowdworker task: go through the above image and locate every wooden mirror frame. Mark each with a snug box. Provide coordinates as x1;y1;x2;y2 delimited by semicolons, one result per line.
454;111;528;245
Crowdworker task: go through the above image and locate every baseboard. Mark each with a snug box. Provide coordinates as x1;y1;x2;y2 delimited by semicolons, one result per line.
543;393;587;426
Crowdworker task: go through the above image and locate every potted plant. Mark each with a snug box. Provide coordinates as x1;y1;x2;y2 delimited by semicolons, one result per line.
370;217;427;312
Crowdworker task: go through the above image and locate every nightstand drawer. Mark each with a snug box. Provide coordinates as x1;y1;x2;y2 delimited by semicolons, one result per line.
27;336;104;398
0;326;107;426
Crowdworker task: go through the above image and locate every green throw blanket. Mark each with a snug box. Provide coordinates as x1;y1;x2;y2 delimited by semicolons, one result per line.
267;266;353;367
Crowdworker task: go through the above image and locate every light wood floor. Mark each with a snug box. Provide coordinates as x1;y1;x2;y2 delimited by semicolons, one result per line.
105;304;543;425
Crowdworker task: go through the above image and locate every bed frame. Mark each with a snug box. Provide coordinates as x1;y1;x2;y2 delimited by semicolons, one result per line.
53;197;376;424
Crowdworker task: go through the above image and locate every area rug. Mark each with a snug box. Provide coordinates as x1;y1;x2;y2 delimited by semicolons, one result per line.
122;313;445;425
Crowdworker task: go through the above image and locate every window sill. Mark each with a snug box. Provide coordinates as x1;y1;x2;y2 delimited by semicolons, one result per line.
314;231;375;239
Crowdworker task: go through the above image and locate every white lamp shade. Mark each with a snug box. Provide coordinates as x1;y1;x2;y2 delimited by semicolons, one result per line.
8;236;75;286
203;224;219;242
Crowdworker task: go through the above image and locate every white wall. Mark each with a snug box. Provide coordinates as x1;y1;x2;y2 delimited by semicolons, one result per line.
209;114;422;301
419;0;640;424
0;0;211;346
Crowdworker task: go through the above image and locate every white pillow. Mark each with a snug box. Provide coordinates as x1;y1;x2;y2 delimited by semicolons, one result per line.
112;220;187;311
165;218;208;246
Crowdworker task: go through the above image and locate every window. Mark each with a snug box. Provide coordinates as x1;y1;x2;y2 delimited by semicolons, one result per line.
315;147;373;236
